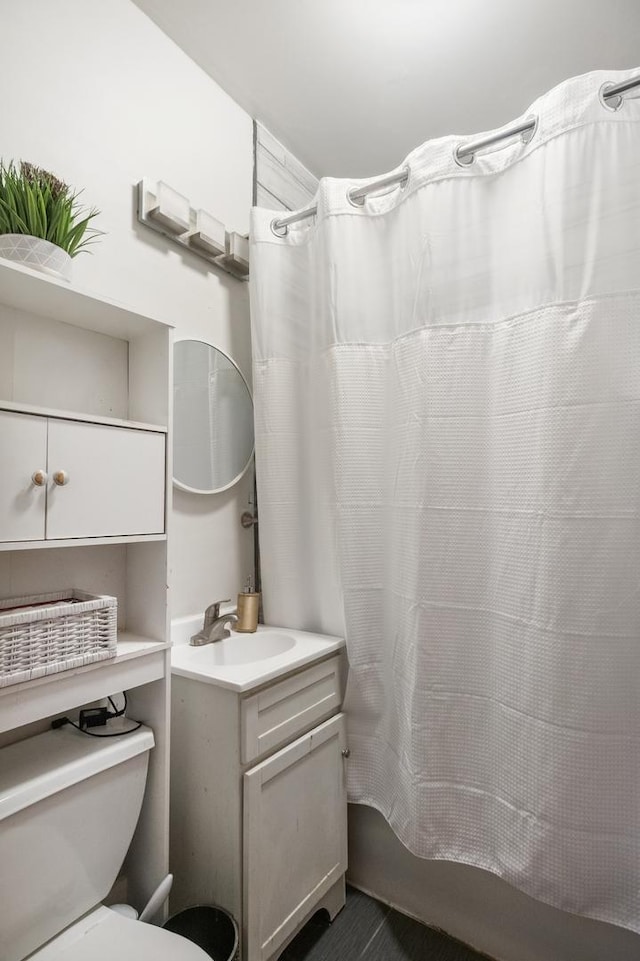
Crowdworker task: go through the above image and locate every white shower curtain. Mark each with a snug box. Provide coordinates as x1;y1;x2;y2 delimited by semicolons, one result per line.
249;68;640;932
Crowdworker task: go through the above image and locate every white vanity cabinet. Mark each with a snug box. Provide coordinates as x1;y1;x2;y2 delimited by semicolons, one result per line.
243;712;347;961
0;408;166;543
170;653;348;961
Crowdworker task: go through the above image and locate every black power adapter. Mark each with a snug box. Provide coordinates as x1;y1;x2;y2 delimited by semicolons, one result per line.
51;692;142;739
79;707;110;729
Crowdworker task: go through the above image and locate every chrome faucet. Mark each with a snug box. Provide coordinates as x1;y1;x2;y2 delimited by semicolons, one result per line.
190;600;238;645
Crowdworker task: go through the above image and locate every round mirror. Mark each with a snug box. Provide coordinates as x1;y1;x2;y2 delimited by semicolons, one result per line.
173;339;254;494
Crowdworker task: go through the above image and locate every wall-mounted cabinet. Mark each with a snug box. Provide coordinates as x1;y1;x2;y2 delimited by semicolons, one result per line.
0;408;166;545
0;257;173;915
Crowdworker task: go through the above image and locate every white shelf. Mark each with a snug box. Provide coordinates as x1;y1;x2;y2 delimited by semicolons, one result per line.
0;632;170;733
0;252;173;913
0;533;167;552
0;400;167;434
0;257;172;340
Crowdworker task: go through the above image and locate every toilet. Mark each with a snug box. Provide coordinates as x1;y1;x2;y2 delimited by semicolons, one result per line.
0;722;210;961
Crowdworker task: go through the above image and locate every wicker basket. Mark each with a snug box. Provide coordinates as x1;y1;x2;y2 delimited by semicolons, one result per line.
0;589;117;688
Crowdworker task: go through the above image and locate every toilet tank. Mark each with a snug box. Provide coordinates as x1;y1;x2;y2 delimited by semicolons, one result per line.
0;721;154;961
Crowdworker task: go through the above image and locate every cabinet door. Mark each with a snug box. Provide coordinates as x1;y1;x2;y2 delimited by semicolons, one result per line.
46;419;165;539
243;713;347;961
0;410;47;542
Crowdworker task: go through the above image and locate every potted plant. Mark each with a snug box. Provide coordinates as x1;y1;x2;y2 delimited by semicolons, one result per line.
0;160;100;280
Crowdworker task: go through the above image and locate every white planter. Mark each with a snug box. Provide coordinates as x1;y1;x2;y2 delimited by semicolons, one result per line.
0;233;72;281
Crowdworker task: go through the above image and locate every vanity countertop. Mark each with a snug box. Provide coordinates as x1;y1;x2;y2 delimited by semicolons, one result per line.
170;617;345;692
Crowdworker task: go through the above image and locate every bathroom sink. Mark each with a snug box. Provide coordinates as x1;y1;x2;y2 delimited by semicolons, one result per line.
170;619;345;691
195;631;296;665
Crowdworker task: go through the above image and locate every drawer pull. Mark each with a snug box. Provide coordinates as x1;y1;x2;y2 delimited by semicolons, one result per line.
341;748;351;758
53;470;69;486
31;469;47;487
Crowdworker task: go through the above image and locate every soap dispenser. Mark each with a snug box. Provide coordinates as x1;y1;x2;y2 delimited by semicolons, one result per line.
236;575;260;633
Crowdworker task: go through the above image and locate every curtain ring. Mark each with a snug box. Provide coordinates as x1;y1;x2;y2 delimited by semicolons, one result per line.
600;82;624;111
270;218;289;238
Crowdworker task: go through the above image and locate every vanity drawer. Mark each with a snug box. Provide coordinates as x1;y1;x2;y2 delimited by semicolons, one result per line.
241;656;341;765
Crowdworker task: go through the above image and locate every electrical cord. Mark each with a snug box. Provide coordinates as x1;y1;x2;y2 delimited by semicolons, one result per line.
108;692;126;717
51;691;143;737
53;716;143;738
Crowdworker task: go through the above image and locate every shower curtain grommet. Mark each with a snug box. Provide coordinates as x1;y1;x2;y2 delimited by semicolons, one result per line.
270;217;289;238
599;81;624;110
453;145;475;167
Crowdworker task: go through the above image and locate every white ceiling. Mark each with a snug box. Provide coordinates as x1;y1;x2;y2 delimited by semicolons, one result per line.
133;0;640;179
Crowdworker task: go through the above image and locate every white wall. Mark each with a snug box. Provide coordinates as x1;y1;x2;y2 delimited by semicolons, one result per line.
0;0;255;616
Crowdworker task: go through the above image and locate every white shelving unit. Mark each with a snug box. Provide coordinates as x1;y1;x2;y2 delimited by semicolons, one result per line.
0;257;174;914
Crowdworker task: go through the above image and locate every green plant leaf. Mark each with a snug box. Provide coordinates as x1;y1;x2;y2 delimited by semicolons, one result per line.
0;195;29;234
24;183;41;237
0;158;101;256
36;187;48;236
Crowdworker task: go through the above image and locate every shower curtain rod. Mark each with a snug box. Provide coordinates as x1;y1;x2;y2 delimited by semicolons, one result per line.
270;71;640;236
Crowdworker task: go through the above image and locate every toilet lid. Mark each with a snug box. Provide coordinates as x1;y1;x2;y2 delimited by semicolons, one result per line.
29;906;212;961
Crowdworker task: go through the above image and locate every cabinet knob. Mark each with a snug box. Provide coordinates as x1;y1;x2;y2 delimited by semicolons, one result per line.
341;748;351;759
53;470;69;486
31;469;47;487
